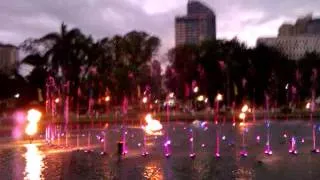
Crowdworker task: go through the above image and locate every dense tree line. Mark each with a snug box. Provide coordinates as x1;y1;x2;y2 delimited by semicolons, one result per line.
1;23;320;111
165;38;320;108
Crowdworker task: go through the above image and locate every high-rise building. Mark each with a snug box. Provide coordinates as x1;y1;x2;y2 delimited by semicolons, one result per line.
175;0;216;46
257;36;320;60
258;14;320;60
0;44;18;75
278;14;320;36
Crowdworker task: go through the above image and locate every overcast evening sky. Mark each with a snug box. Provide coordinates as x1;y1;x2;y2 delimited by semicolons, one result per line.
1;0;320;57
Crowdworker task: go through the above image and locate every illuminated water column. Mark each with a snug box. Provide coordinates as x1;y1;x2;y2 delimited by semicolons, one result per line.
264;95;272;155
164;93;174;158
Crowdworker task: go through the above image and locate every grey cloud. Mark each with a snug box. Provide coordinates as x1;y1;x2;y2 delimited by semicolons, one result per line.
1;0;320;52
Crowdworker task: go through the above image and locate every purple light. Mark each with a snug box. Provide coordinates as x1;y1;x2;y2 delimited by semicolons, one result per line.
165;153;171;158
189;138;193;142
215;153;220;158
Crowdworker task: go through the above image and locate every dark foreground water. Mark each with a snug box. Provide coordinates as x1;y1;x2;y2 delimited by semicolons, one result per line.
1;120;320;180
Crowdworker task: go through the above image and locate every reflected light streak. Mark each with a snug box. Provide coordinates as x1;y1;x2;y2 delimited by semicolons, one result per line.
24;144;44;180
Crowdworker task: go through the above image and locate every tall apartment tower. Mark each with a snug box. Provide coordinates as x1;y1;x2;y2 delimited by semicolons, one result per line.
175;0;216;46
278;14;320;36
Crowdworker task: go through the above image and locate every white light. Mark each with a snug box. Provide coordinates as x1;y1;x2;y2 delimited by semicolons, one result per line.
142;97;148;104
216;94;223;101
14;93;20;98
239;113;246;120
27;109;42;123
241;104;249;113
105;96;110;102
197;95;205;102
306;102;311;109
193;86;199;93
169;92;174;98
25;109;42;136
143;113;163;135
285;83;289;90
204;98;208;103
54;98;60;103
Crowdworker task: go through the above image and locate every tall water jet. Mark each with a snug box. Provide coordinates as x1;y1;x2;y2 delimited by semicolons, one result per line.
121;96;129;155
264;94;272;155
309;88;319;153
45;75;57;144
164;93;173;157
239;104;249;157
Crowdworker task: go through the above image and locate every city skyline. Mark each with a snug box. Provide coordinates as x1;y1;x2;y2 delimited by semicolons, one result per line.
1;0;320;55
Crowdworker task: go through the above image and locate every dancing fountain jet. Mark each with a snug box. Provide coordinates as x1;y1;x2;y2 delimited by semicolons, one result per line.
289;136;298;155
264;94;272;156
189;128;196;158
307;91;320;153
239;104;249;157
142;113;163;156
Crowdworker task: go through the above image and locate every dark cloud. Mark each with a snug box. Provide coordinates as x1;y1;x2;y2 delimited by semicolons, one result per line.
1;0;320;55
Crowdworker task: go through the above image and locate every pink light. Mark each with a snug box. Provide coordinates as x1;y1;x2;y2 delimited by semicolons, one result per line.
189;153;196;158
256;136;260;141
14;111;25;124
215;153;220;157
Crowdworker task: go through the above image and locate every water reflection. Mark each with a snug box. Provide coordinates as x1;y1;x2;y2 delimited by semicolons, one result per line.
143;162;163;180
24;144;44;180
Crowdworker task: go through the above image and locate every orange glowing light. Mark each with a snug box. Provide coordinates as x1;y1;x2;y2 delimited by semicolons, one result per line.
105;96;110;102
25;123;38;136
25;109;42;136
143;113;163;135
239;122;246;127
27;109;42;123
